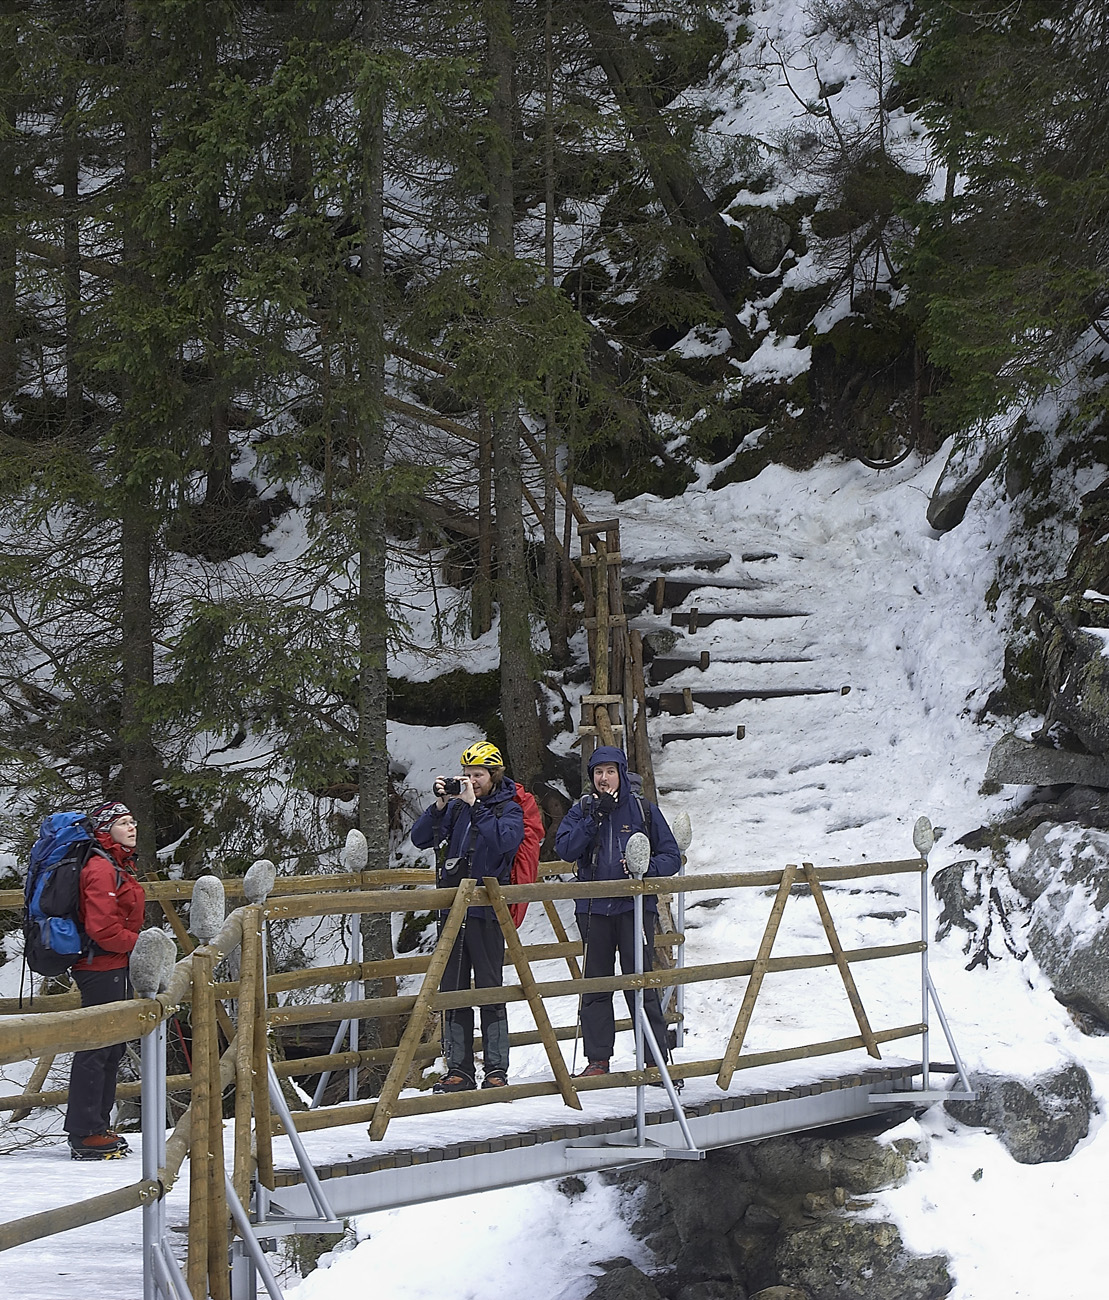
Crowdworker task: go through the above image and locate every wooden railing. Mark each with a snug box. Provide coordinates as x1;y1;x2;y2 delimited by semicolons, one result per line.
0;851;933;1296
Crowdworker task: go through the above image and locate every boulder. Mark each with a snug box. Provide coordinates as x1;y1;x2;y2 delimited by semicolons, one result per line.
747;1133;909;1196
932;860;984;943
586;1265;666;1300
774;1219;951;1300
945;1063;1094;1164
1011;823;1109;1020
743;212;792;274
676;1283;748;1300
749;1290;808;1300
926;436;1005;532
1051;628;1109;756
984;734;1109;790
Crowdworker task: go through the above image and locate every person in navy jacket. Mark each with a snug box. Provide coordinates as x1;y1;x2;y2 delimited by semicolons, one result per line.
410;741;523;1092
554;745;680;1077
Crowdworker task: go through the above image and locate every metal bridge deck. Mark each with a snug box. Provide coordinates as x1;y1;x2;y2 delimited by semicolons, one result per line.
265;1062;925;1222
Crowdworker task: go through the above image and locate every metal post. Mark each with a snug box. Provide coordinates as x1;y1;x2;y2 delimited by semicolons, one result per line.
267;1060;336;1222
141;1024;160;1300
633;890;646;1146
920;859;930;1093
675;857;686;1048
348;910;361;1102
226;1175;286;1300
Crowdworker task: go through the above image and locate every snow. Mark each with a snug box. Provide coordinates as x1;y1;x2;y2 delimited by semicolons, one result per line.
4;443;1105;1300
4;5;1107;1300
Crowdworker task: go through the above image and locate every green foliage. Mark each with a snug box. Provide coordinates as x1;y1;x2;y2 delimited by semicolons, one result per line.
905;0;1109;428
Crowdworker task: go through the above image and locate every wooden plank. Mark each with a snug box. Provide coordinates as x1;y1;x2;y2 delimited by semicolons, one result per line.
188;950;213;1299
232;905;260;1208
671;608;810;627
801;863;881;1060
368;879;476;1141
0;1179;162;1252
653;687;843;714
9;1048;56;1122
717;865;797;1090
252;915;275;1193
484;879;580;1110
541;900;582;978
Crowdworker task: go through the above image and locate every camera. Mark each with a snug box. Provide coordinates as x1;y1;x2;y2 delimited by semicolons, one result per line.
442;777;463;796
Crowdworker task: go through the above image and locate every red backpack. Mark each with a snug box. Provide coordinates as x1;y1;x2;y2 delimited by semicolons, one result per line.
509;785;544;927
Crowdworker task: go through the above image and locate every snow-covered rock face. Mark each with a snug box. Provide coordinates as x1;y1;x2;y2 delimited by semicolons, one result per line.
1011;824;1109;1023
945;1064;1095;1166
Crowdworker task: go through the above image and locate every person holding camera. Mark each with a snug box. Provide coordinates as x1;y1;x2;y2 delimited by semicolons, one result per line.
410;741;524;1092
554;745;681;1079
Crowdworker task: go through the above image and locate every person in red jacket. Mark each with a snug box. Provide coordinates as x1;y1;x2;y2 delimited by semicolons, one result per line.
63;800;146;1160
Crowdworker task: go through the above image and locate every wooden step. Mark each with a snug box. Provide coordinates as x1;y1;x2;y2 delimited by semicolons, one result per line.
648;653;815;684
669;607;810;630
650;686;849;716
640;575;768;612
660;727;746;744
623;550;731;577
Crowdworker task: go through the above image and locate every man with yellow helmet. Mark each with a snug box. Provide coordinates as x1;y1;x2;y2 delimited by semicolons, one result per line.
410;739;524;1091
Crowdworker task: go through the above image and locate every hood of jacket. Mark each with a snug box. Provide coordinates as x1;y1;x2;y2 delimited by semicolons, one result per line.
588;745;630;798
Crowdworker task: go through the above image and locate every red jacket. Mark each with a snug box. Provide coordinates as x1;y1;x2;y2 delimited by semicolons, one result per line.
74;832;145;972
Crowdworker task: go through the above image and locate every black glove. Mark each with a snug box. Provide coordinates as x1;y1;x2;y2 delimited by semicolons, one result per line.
594;790;618;819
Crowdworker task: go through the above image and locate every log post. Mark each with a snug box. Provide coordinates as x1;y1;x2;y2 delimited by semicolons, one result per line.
484;878;580;1109
187;951;212;1299
801;863;881;1059
717;865;797;1089
232;904;260;1208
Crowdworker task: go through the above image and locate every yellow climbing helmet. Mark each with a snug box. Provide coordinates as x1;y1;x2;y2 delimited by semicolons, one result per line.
460;741;504;769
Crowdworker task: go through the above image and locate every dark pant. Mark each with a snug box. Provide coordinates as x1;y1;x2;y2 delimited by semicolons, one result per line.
577;910;669;1067
440;915;508;1077
64;967;132;1138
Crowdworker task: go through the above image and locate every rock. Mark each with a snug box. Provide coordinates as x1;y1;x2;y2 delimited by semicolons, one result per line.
743;212;792;274
774;1219;952;1300
1013;823;1109;1020
945;1064;1094;1164
655;1157;754;1241
926;437;1005;532
676;1283;748;1300
1051;628;1109;756
932;860;984;941
586;1265;666;1300
750;1290;809;1300
674;1232;739;1282
748;1133;909;1196
984;733;1109;789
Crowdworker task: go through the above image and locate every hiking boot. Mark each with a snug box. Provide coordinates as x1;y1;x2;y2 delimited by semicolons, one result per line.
575;1060;610;1078
69;1132;130;1161
481;1069;508;1089
432;1070;476;1094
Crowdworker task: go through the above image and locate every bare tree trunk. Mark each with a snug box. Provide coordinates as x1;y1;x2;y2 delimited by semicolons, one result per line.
472;407;494;637
118;2;158;866
542;0;570;668
62;80;82;430
486;0;544;790
0;31;17;398
357;0;394;1028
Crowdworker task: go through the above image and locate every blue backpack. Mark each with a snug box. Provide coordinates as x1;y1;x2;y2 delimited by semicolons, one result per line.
23;812;99;977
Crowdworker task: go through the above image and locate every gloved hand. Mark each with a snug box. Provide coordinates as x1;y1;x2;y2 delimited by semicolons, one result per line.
594;790;618;819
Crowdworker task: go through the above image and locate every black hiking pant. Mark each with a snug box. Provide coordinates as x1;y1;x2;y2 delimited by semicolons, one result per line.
64;967;132;1138
577;910;669;1068
440;915;508;1078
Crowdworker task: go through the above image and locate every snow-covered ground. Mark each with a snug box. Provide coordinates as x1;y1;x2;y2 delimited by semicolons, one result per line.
4;448;1108;1299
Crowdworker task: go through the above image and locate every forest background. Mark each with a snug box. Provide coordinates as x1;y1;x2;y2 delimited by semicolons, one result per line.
1;0;1107;925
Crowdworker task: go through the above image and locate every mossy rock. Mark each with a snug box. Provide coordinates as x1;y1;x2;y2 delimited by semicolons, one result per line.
388;669;501;729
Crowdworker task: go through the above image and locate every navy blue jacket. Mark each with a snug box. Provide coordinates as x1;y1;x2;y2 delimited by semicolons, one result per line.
554;746;680;916
411;776;524;920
